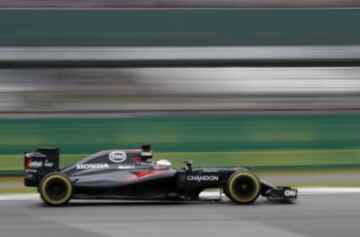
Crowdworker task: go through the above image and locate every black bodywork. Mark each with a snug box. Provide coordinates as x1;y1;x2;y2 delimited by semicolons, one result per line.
24;146;297;202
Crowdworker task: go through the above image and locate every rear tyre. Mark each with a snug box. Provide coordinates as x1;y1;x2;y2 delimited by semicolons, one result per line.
225;171;260;204
39;172;73;206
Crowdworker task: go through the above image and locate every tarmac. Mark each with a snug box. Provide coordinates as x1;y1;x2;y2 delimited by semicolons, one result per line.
0;190;359;237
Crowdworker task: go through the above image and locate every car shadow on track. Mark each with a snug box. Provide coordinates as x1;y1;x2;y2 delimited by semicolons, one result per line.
38;198;296;207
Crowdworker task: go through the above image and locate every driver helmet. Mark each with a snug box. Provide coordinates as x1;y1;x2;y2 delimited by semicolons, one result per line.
154;159;172;170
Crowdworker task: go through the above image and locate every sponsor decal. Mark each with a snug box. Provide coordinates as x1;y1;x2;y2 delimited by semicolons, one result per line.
44;160;54;167
141;151;152;157
76;163;109;170
25;173;34;179
186;175;219;182
25;169;39;173
25;152;46;158
27;159;54;168
109;151;127;163
284;189;297;197
118;165;136;169
28;160;43;168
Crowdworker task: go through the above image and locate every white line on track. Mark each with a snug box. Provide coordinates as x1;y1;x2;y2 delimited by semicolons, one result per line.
298;187;360;195
1;187;360;201
0;193;39;201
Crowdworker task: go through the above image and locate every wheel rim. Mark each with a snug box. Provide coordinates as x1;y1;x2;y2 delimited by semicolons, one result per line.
228;173;260;203
233;175;257;200
45;178;68;201
41;175;72;205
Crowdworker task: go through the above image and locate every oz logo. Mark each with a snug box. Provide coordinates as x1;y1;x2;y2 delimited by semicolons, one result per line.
109;151;127;163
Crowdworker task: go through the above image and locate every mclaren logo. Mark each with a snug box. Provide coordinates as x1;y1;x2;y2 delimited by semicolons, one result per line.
76;163;109;170
186;175;219;182
109;151;127;163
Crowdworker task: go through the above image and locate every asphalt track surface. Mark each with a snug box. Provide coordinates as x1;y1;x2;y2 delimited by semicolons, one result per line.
0;193;359;237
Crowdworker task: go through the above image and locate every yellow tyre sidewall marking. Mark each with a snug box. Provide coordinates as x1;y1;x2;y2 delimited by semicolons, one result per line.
40;175;72;205
228;173;260;203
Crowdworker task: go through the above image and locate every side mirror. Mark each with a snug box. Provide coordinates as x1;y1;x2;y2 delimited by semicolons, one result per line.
184;160;193;171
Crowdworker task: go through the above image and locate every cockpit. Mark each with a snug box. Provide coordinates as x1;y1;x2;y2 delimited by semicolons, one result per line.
73;144;172;171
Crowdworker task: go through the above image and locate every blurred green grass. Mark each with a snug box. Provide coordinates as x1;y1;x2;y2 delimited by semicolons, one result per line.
2;148;360;170
2;114;360;155
1;114;360;172
0;189;36;194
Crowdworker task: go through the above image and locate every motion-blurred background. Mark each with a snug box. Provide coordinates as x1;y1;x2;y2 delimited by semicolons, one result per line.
1;1;360;191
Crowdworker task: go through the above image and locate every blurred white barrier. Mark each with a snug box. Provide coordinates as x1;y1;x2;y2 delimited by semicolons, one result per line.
1;46;360;62
1;66;360;115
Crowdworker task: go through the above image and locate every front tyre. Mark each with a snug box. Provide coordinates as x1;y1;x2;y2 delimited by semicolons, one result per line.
39;172;73;206
225;171;261;204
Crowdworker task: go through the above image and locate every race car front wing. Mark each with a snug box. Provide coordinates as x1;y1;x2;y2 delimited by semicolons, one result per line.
264;187;298;201
261;180;298;201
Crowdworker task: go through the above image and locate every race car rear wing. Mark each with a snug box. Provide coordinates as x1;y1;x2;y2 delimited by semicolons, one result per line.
24;148;59;187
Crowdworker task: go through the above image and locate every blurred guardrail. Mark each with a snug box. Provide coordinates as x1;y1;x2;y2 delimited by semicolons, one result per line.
2;46;360;68
1;67;360;115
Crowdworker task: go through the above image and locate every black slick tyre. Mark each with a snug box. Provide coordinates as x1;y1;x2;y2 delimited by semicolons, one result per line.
39;172;73;206
225;171;261;204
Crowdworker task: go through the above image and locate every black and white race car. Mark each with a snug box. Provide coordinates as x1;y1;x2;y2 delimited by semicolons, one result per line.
24;145;297;206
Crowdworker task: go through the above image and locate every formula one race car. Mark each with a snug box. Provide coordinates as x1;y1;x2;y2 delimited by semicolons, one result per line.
24;145;297;206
